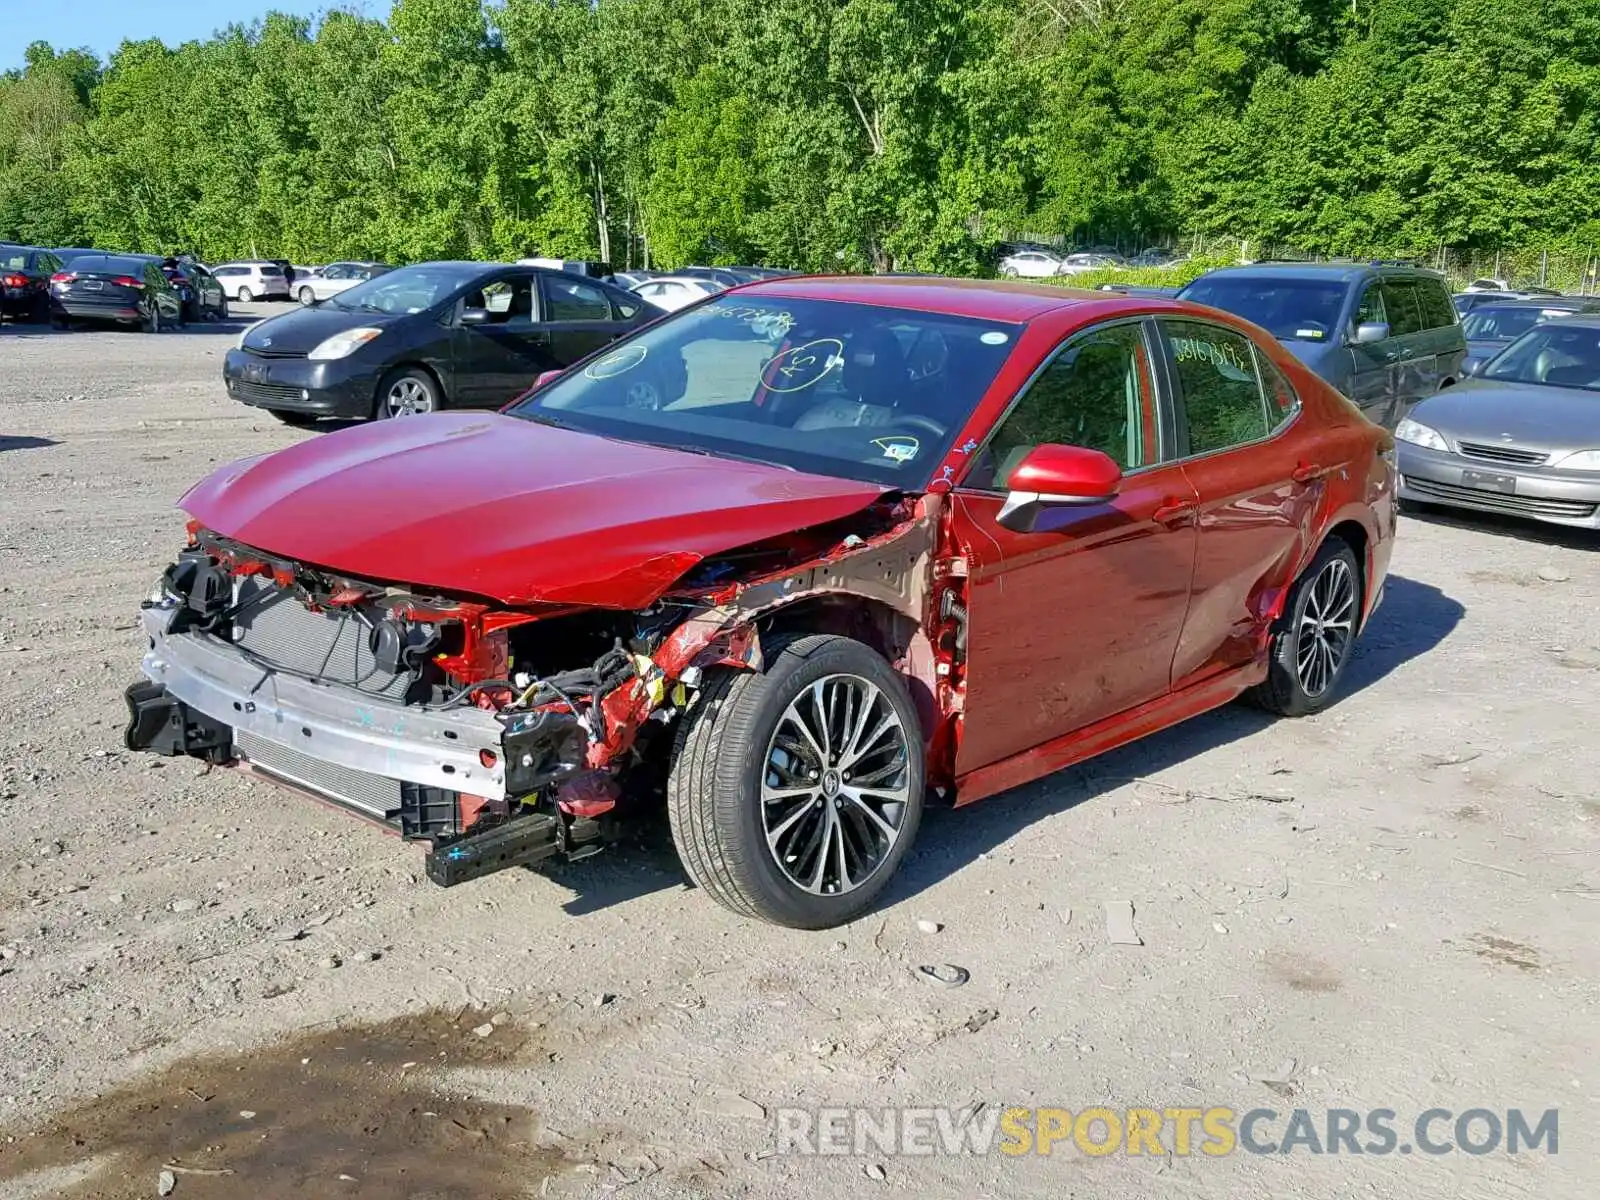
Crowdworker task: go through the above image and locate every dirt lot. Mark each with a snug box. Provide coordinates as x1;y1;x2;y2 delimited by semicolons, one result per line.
0;308;1595;1198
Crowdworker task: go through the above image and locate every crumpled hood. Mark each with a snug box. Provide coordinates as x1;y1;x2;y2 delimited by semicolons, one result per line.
180;413;890;608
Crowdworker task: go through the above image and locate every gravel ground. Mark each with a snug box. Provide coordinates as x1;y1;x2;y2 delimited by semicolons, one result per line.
0;307;1595;1198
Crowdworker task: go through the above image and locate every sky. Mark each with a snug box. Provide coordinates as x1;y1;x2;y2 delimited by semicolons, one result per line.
1;0;391;71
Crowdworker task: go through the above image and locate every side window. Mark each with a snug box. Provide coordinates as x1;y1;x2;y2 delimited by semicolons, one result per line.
1380;279;1424;336
543;275;611;321
966;322;1153;491
1161;319;1271;455
323;265;347;280
1254;348;1301;433
1354;283;1386;331
468;278;536;325
1418;280;1456;330
610;289;642;320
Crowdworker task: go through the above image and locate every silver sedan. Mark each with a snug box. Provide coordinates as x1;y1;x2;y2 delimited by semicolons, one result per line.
1397;314;1600;529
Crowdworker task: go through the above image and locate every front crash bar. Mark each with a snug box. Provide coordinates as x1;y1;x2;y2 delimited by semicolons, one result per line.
138;604;509;800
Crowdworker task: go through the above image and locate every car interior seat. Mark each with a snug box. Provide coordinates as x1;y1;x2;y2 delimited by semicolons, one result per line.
791;326;909;431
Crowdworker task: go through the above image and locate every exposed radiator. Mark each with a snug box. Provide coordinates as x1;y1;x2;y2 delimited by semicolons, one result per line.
234;730;402;820
231;578;412;699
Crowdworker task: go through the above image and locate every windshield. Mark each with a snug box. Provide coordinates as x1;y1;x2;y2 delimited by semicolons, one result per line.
329;266;465;314
509;295;1022;486
1483;325;1600;390
1462;306;1571;343
1178;277;1348;342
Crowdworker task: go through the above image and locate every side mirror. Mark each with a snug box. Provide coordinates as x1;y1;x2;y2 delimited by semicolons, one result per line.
459;306;491;326
996;444;1122;532
1354;321;1390;345
534;369;563;389
1463;358;1484;377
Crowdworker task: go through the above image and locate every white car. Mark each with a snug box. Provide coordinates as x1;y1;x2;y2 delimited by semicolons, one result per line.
998;250;1066;278
628;275;726;312
1054;253;1126;277
209;261;291;302
294;262;392;305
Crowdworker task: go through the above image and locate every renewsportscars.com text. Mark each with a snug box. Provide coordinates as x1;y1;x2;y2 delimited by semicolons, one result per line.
774;1105;1559;1158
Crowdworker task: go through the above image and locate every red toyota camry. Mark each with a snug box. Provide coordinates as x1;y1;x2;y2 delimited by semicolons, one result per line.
127;276;1396;928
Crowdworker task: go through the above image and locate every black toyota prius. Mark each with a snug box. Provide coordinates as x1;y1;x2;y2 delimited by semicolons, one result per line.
222;261;663;425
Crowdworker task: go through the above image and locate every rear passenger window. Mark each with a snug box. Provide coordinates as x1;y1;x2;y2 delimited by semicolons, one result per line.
1417;280;1457;329
966;322;1153;490
1161;319;1272;454
544;276;611;321
1254;349;1301;432
1380;279;1424;336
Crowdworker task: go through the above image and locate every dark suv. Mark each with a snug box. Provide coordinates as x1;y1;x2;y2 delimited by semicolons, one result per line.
1178;262;1465;428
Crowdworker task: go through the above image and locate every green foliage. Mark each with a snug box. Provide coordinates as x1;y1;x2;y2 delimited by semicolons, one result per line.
1;0;1597;268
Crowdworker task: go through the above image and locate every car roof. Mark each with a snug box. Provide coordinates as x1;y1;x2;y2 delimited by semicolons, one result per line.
66;253;149;268
1470;296;1599;309
1534;312;1600;330
1192;262;1446;284
734;274;1152;322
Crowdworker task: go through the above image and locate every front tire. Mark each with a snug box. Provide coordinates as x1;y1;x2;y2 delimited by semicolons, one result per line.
667;634;925;929
298;286;316;306
375;367;441;419
1249;538;1362;717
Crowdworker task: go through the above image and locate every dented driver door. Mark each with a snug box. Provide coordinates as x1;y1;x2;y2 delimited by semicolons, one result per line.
950;318;1200;776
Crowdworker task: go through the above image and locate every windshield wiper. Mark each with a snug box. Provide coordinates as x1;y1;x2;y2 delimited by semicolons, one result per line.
516;410;572;430
636;440;797;471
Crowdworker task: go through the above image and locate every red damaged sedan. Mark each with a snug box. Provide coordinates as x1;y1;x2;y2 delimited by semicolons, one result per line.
127;277;1395;928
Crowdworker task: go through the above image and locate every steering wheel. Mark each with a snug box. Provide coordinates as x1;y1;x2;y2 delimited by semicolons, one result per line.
882;414;946;440
623;379;665;410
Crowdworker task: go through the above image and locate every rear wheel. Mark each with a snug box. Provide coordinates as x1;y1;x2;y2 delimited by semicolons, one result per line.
375;367;441;419
237;285;254;303
50;313;72;331
1249;538;1362;717
667;634;925;928
143;303;162;334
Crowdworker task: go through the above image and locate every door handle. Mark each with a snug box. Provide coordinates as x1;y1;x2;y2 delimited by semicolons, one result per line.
1291;461;1326;484
1152;498;1197;525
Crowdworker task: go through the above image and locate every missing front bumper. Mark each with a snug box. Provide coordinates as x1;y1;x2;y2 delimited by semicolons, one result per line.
128;603;600;884
138;603;509;799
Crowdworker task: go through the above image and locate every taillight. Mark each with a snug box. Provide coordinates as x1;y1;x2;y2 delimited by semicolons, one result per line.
51;272;75;284
1;273;27;288
110;275;145;289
